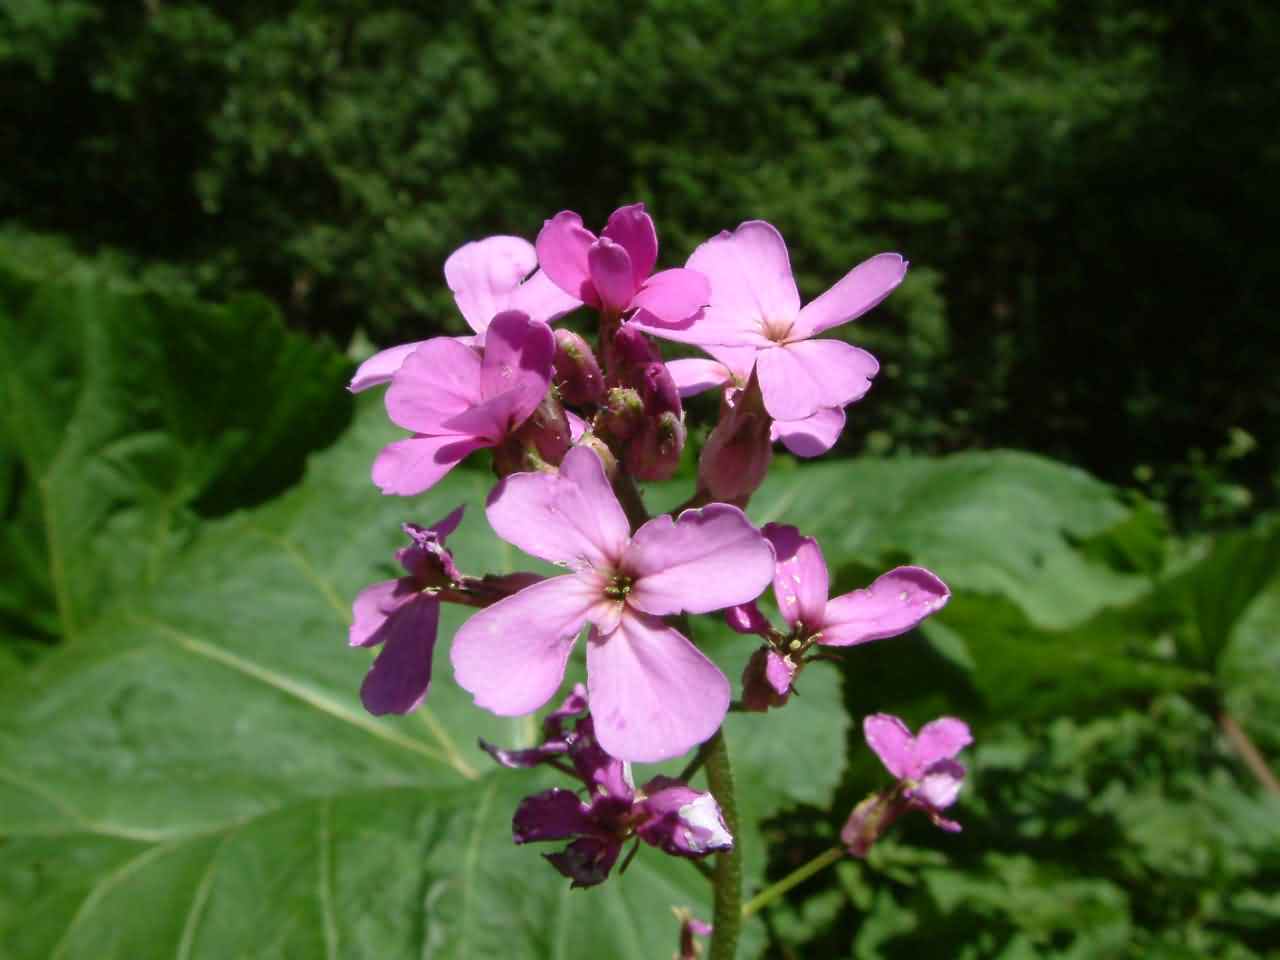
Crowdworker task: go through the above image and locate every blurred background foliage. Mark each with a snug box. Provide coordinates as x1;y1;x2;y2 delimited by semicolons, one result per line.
1;1;1277;957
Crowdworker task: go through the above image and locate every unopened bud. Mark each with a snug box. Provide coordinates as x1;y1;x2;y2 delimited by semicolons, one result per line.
553;329;604;406
597;386;646;443
627;410;685;481
492;393;572;475
739;647;796;712
639;361;682;417
839;790;907;858
698;387;772;505
613;323;661;367
575;433;620;479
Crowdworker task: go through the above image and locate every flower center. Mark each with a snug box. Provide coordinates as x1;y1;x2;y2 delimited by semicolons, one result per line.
603;573;634;600
760;316;794;343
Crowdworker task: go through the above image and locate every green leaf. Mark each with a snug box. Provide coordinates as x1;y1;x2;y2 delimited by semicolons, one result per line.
0;246;353;653
750;451;1148;631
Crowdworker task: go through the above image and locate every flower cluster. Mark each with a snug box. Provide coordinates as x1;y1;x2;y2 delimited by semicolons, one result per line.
345;201;970;898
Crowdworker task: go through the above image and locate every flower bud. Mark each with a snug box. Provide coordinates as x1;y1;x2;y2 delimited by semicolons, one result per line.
613;323;661;367
639;361;682;417
553;329;604;406
627;410;685;481
739;647;796;712
492;392;573;475
597;386;646;443
839;790;907;858
697;383;772;505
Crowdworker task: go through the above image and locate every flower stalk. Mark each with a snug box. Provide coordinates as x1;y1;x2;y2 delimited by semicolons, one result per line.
704;728;742;960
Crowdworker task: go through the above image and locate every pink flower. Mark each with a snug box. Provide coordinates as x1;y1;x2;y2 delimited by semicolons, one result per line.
536;203;709;326
348;508;464;715
372;311;555;495
486;686;732;887
349;235;579;393
668;344;848;458
863;714;972;830
451;445;775;762
840;714;972;857
729;524;950;705
634;221;907;422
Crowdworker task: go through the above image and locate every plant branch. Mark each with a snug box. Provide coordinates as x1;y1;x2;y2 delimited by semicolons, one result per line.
740;846;846;919
704;728;742;960
1220;710;1280;796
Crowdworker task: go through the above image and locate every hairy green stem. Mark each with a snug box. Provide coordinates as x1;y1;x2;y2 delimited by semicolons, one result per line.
740;846;845;919
705;728;742;960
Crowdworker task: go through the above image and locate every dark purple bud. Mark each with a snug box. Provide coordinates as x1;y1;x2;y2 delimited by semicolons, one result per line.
740;647;796;712
544;836;623;889
839;790;906;858
635;777;733;858
613;323;661;366
639;362;682;417
597;386;646;443
626;410;685;482
553;329;605;406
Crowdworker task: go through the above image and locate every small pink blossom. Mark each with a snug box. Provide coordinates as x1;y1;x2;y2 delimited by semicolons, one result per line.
536;203;709;326
635;221;906;422
451;445;775;762
729;524;949;706
372;311;555;495
349;235;579;392
348;508;464;715
841;713;972;856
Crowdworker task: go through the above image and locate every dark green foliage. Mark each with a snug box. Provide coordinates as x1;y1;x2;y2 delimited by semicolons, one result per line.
2;0;1276;514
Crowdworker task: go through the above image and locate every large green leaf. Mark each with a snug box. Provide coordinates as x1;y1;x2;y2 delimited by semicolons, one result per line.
0;399;850;958
0;241;352;653
749;452;1147;630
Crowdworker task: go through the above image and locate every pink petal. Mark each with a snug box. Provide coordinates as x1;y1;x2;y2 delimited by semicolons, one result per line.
863;713;914;779
666;359;732;398
384;338;483;434
630;268;710;328
359;596;439;715
348;341;428;393
772;406;847;458
451;575;597;716
372;435;486;496
725;601;771;636
485;445;629;569
506;268;583;324
566;409;588;441
602;203;658;287
913;718;973;768
587;613;730;762
349;578;414;648
912;759;966;811
761;524;829;630
688;220;800;326
587;237;637;313
477;311;555;435
444;235;539;334
757;340;878;422
536;211;598;305
792;253;908;339
624;503;775;616
820;566;951;647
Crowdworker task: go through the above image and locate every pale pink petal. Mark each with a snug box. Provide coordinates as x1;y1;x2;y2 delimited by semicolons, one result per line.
912;759;966;810
587;614;730;762
477;310;555;436
359;596;438;715
348;341;428;393
629;268;710;327
536;211;598;304
384;338;483;433
372;435;486;496
451;575;597;716
587;238;637;313
445;235;539;334
632;302;771;348
602;203;658;286
820;566;951;647
506;268;583;324
725;601;771;636
772;407;847;458
349;578;414;647
566;409;588;442
624;503;775;616
792;253;908;339
863;713;914;779
762;524;829;630
485;445;629;568
913;719;973;768
688;220;800;325
756;340;878;422
666;359;732;398
704;344;757;379
755;344;821;421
